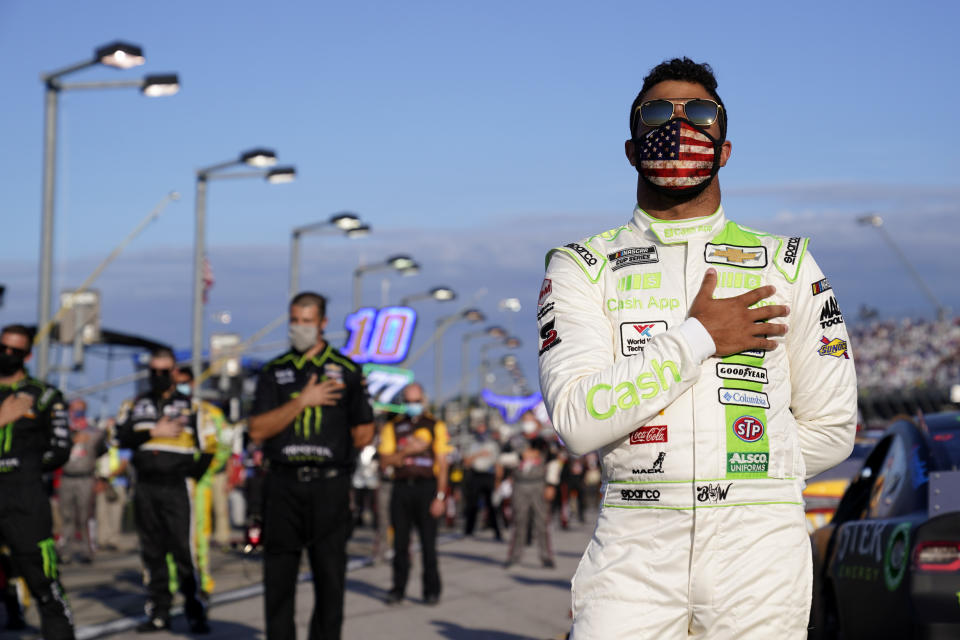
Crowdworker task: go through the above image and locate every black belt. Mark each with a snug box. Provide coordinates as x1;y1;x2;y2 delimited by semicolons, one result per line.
394;476;436;485
270;465;346;483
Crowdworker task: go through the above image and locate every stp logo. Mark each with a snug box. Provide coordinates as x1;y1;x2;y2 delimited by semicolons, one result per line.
733;416;764;443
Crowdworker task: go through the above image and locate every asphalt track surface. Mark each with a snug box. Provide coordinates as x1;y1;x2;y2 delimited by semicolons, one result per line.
6;519;593;640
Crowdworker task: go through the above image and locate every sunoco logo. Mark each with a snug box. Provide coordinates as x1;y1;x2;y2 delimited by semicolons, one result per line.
732;416;765;442
727;452;768;473
565;242;597;266
783;237;801;264
620;488;661;502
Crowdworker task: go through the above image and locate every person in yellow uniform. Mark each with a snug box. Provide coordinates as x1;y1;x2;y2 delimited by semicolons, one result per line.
378;383;451;606
171;367;230;598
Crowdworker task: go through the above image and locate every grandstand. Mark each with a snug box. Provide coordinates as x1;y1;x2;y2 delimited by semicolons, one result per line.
851;317;960;426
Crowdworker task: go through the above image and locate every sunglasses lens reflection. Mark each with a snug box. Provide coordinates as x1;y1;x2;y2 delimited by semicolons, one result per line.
683;99;718;126
639;100;675;127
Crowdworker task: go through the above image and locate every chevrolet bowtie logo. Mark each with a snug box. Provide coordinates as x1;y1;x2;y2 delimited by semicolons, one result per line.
710;248;762;263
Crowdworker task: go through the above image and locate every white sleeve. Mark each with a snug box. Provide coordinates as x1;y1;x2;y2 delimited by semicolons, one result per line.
786;251;858;478
537;251;712;455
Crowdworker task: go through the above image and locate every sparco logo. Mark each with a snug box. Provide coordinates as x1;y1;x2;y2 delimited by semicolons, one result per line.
565;242;597;266
620;488;661;502
783;237;801;264
697;482;732;503
629;425;667;444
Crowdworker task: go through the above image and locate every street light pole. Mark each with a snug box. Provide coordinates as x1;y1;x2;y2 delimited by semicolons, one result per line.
191;176;208;385
857;214;947;320
37;83;59;380
289;230;302;299
352;255;418;310
289;214;368;299
459;326;505;411
191;150;296;384
35;42;179;380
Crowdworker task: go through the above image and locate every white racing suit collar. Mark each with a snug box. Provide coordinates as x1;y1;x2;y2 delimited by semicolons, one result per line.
630;204;726;244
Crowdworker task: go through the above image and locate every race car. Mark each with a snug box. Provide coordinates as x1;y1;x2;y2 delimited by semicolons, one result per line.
804;432;881;531
808;411;960;640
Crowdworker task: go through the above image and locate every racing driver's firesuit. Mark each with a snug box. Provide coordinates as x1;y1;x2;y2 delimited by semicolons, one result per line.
537;58;858;639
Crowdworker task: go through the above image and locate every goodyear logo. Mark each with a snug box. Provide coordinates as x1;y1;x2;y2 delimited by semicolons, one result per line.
818;336;850;359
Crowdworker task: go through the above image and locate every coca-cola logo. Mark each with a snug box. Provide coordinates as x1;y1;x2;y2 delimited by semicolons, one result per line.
629;425;668;444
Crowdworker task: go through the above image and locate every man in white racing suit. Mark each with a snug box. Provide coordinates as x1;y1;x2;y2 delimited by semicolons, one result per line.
538;57;857;639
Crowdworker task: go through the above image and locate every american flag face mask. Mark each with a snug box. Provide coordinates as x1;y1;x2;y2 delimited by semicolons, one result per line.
635;117;722;196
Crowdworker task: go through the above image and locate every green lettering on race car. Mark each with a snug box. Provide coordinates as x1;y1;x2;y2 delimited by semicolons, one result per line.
586;359;680;420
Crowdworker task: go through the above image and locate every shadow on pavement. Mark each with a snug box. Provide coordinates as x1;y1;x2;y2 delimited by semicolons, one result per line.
436;550;505;567
167;619;263;639
430;620;539;640
345;576;390;601
509;575;570;590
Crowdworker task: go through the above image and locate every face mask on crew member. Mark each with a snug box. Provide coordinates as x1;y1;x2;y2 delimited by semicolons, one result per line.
522;420;538;435
0;349;27;376
149;368;173;395
289;324;319;353
633;117;723;199
406;402;424;417
176;383;192;396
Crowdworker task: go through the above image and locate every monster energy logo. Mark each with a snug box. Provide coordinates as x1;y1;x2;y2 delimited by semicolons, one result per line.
1;423;12;453
290;392;322;438
38;538;58;579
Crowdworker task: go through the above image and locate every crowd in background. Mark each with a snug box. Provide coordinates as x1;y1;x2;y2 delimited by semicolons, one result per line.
5;397;598;610
7;313;960;632
850;317;960;393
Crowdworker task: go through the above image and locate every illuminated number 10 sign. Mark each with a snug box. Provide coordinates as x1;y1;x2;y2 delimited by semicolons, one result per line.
343;306;417;364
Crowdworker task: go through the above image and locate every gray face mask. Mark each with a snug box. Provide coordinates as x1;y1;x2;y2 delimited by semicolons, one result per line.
289;324;319;353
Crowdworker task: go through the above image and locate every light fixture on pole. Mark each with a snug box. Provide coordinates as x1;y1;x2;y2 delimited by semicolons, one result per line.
353;255;420;310
36;41;180;379
460;325;506;410
431;306;482;404
399;287;457;306
856;214;947;320
192;149;297;383
478;335;521;394
290;212;372;298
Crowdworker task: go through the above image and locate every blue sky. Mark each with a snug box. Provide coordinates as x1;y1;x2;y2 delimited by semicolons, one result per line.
1;1;959;406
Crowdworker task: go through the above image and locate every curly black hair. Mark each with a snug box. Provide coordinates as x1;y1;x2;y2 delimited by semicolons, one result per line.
629;57;726;136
